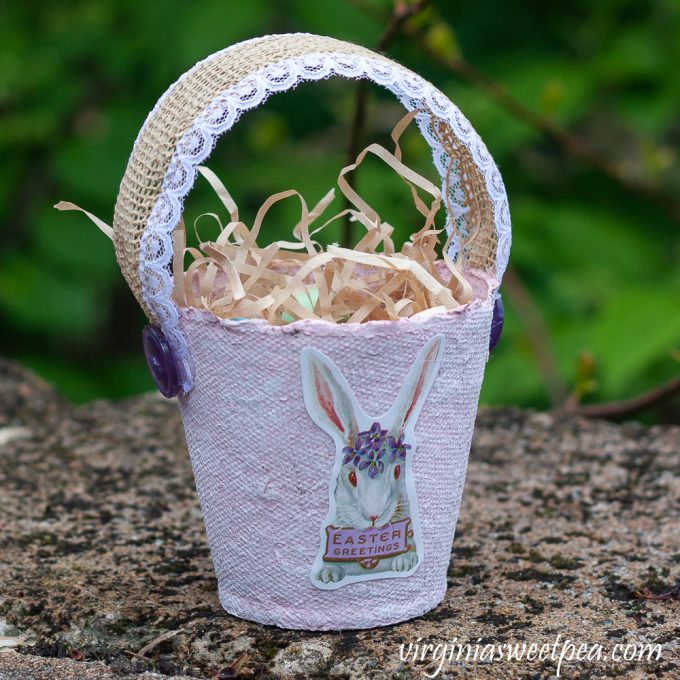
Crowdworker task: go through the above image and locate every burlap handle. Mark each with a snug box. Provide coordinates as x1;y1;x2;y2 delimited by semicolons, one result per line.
113;33;508;328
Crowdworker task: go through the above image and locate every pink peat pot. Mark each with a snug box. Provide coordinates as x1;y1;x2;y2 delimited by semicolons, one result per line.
106;34;511;630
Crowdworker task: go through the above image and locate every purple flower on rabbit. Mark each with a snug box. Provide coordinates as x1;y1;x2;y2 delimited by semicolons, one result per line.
357;421;387;451
358;447;385;479
342;442;364;466
387;432;411;463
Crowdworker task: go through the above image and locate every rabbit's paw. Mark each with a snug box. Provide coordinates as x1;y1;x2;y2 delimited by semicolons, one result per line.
317;564;345;583
392;552;417;572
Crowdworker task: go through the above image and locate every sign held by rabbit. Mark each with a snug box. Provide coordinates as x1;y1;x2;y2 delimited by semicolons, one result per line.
301;335;445;589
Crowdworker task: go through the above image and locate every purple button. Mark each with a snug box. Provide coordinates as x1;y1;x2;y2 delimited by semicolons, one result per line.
489;295;504;352
142;325;180;398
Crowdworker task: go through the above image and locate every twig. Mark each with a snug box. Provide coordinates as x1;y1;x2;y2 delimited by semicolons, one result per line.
406;23;680;225
634;586;680;601
125;628;182;660
215;653;252;678
376;0;431;51
502;266;567;406
343;79;369;247
342;0;431;246
564;374;680;420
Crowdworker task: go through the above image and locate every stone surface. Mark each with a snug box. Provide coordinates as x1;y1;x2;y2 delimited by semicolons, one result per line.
0;358;678;679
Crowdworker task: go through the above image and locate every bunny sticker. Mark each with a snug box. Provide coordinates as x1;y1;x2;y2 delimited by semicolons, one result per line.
301;335;445;589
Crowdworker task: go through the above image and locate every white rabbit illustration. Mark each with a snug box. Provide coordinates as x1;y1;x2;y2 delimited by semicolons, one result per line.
301;335;445;589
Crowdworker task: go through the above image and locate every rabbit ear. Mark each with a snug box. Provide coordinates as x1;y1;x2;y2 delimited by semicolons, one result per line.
301;349;358;440
391;335;445;434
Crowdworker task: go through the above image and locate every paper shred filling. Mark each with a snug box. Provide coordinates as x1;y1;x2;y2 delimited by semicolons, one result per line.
173;111;474;325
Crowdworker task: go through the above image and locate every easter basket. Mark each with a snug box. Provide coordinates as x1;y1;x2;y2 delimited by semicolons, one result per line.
60;33;511;630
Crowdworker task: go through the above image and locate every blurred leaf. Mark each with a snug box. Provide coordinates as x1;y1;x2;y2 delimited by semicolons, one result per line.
511;199;667;286
246;111;289;152
33;206;118;279
587;287;680;395
491;57;594;126
423;21;460;61
0;258;104;336
592;25;664;82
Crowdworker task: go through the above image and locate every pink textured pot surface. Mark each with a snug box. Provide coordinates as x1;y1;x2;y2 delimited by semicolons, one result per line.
178;274;496;630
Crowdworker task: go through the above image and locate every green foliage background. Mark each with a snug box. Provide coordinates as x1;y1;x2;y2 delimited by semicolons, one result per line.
1;0;679;420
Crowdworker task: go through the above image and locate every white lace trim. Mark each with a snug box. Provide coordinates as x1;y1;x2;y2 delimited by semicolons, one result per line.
138;47;511;392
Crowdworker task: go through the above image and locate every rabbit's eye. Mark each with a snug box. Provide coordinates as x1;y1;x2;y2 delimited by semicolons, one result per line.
349;470;358;487
394;465;401;480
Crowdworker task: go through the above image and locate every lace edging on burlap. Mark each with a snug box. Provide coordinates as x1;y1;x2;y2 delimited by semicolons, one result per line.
139;50;511;392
